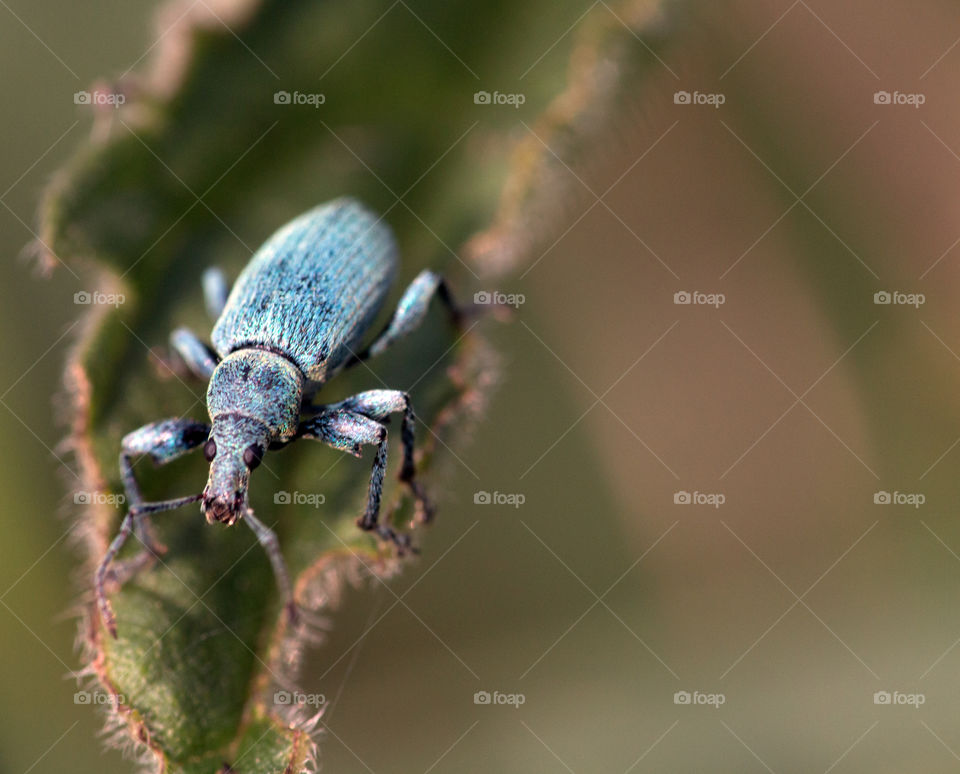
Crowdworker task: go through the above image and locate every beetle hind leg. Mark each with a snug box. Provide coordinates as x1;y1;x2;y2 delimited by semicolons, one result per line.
202;266;230;320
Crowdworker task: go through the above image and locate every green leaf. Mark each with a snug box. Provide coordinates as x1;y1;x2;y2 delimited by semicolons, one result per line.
41;0;673;770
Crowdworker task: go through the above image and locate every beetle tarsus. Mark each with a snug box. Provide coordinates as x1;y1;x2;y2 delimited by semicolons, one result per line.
364;521;415;556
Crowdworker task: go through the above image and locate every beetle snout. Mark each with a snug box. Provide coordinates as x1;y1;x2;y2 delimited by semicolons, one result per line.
201;492;243;526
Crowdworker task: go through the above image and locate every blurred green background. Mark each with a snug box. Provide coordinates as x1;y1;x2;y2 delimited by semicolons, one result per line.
6;0;960;771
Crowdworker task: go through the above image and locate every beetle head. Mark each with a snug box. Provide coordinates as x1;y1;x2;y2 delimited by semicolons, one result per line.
201;414;268;526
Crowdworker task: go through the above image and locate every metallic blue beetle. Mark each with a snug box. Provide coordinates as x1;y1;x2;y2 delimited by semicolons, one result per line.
96;198;462;637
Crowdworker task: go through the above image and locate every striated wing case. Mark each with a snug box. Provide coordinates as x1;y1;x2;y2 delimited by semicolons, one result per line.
211;198;397;381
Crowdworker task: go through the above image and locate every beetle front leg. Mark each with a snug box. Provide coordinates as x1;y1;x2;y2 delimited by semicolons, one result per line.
323;390;433;522
299;409;414;552
243;508;298;627
97;418;210;634
119;417;210;552
96;493;203;637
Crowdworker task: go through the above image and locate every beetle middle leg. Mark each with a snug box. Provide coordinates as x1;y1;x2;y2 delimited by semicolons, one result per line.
346;269;464;367
167;267;229;379
170;328;219;380
299;403;417;552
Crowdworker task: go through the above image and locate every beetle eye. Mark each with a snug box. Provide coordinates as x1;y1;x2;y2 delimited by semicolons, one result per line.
202;439;217;462
243;443;263;470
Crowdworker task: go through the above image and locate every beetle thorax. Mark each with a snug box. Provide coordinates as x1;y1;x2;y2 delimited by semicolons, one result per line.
206;348;304;439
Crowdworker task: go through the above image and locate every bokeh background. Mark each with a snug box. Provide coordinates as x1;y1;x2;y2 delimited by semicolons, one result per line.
5;0;960;771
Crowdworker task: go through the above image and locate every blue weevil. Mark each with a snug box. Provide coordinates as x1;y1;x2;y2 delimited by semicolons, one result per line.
96;198;465;637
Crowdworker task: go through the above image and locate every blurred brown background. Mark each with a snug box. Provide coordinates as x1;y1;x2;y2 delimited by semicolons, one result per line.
5;0;960;771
